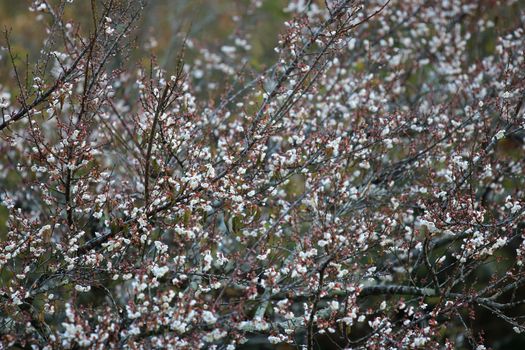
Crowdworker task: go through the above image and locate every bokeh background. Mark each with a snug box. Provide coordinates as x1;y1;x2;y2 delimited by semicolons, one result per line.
0;1;288;86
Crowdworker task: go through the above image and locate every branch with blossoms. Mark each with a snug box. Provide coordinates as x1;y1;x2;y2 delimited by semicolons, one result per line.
1;0;525;349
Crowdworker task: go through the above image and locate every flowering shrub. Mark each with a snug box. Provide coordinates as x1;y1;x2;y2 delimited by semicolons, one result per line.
1;0;525;349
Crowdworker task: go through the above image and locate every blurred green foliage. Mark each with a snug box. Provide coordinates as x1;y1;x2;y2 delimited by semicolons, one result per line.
0;0;288;88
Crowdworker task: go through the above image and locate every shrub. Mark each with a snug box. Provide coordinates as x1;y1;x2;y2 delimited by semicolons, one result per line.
0;0;524;349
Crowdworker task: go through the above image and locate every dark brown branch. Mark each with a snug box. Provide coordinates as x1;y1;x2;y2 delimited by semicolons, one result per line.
144;83;171;206
0;40;93;132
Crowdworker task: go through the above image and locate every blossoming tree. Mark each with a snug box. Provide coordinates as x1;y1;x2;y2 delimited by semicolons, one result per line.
1;0;525;348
